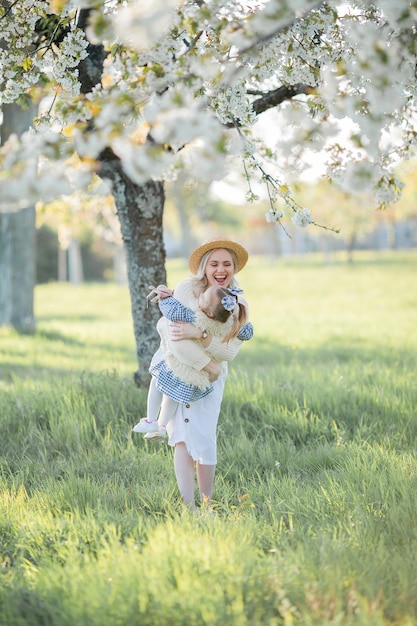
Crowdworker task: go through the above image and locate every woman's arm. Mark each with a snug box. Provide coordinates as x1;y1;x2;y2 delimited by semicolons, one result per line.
157;280;215;371
204;335;243;362
157;317;213;372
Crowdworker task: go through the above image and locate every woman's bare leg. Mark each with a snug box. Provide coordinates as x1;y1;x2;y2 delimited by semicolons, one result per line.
174;443;196;509
196;463;216;504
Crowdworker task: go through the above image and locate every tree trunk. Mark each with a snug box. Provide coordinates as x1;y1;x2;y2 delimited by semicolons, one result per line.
0;213;13;326
68;239;84;285
76;10;165;385
99;155;166;386
0;102;37;332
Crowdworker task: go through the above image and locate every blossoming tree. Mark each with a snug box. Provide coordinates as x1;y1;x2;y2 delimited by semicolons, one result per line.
1;0;416;382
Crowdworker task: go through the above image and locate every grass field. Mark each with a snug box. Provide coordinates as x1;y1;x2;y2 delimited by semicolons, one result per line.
0;250;416;625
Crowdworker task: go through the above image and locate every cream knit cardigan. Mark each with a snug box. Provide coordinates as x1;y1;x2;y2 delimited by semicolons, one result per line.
156;307;233;390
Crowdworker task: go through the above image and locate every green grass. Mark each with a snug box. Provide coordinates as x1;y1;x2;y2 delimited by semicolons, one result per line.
0;250;416;625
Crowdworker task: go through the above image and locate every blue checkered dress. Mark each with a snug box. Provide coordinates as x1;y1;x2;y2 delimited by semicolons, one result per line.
149;297;253;404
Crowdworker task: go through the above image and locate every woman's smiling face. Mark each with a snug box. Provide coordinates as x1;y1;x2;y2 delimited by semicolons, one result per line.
205;249;235;288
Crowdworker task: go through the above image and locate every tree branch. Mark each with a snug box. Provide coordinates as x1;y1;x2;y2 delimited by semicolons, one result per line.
76;8;108;94
251;83;314;115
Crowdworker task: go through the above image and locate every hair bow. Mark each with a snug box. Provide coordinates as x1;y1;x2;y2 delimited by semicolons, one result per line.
221;295;237;311
228;288;243;296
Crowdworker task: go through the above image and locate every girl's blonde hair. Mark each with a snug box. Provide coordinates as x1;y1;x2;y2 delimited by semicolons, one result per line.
206;287;249;343
207;287;248;343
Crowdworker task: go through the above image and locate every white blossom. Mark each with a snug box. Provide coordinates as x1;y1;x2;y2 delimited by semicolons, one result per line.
114;0;178;51
292;207;313;228
265;209;284;223
1;0;417;217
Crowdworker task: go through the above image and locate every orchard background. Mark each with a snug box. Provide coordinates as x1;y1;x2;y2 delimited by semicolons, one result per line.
2;0;417;375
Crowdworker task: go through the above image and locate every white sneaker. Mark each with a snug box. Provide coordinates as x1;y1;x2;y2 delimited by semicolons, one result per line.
132;418;159;433
143;427;167;442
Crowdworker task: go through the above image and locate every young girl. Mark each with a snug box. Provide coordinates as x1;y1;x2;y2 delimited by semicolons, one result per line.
133;283;250;441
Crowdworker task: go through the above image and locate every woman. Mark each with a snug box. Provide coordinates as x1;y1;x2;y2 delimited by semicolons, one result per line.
157;236;252;510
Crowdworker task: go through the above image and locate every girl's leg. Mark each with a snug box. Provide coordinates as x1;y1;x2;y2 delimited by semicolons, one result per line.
143;395;178;441
147;376;163;422
174;443;196;509
158;396;178;429
196;463;216;504
132;377;162;433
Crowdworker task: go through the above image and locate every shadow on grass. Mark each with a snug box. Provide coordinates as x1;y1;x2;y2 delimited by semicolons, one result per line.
35;329;90;346
1;326;136;383
224;336;416;450
238;335;414;369
38;314;104;323
0;362;80;382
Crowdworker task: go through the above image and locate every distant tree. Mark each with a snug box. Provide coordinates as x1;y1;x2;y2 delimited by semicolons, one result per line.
296;179;375;261
0;102;37;331
389;157;417;221
36;224;59;283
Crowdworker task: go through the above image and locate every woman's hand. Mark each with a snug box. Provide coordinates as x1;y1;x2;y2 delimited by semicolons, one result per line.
203;359;220;382
169;321;201;341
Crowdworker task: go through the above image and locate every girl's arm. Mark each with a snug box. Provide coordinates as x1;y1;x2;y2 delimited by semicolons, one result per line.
158;296;195;323
235;295;253;341
147;284;196;323
237;321;254;341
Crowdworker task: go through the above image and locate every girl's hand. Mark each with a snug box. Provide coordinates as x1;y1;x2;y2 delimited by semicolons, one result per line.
169;322;200;341
154;284;173;298
146;284;173;304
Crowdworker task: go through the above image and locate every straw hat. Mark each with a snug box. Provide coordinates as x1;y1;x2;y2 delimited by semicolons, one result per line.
188;236;249;274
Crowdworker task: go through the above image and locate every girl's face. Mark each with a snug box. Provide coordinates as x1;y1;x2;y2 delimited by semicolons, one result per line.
198;287;217;318
205;249;235;288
